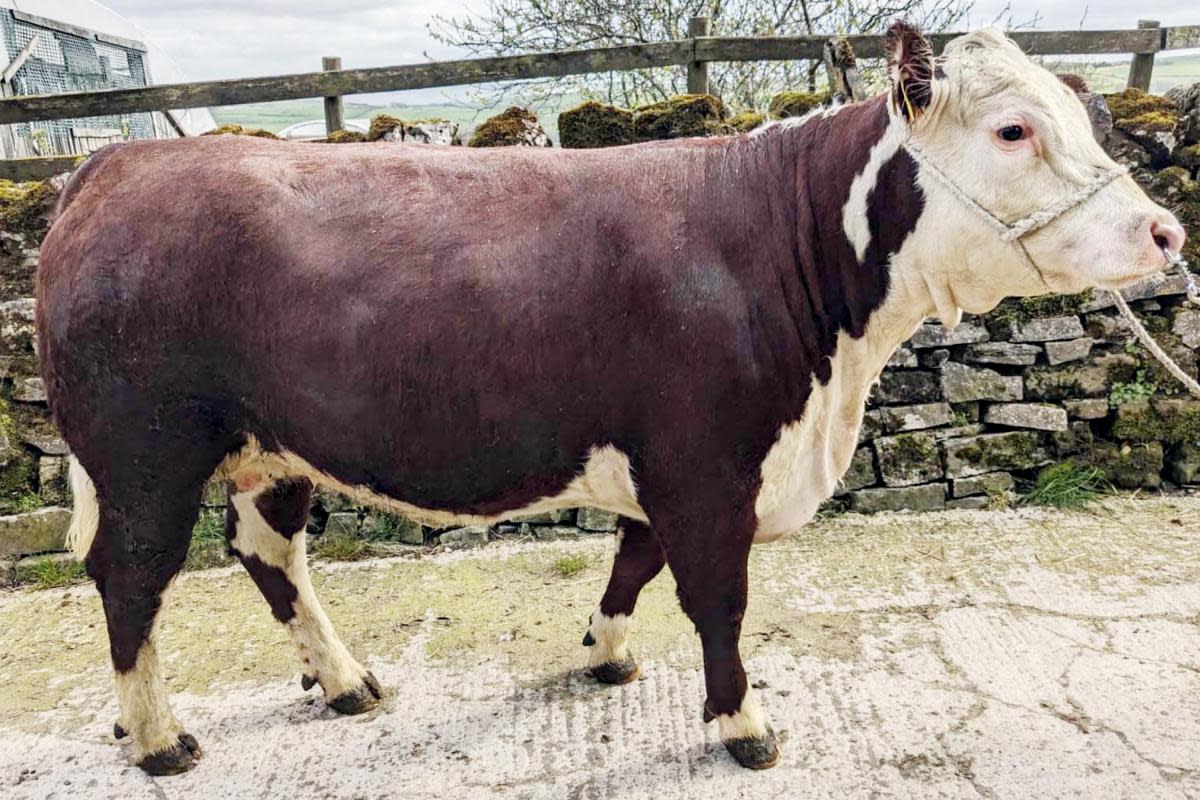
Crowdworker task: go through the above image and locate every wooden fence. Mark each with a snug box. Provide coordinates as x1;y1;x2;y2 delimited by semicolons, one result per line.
0;17;1196;181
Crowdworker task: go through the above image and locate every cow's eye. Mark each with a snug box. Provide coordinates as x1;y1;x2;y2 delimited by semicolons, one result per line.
998;124;1026;142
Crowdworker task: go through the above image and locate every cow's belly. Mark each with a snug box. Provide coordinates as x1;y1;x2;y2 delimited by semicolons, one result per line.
220;437;648;529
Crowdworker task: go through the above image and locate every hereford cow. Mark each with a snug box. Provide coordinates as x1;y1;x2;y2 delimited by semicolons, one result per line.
38;23;1185;775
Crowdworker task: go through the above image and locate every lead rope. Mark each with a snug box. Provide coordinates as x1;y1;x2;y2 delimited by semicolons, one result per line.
904;140;1200;399
1110;255;1200;400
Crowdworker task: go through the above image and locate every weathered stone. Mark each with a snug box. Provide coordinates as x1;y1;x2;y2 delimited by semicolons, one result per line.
835;447;877;494
0;297;35;348
1005;315;1086;343
962;342;1041;366
1167;443;1200;484
1084;92;1113;143
1080;272;1194;311
322;512;359;538
847;483;945;514
1089;441;1163;490
314;487;356;513
576;507;618;532
886;347;917;369
38;456;68;505
918;349;950;369
940;362;1022;403
363;512;424;545
1111;397;1200;444
946;496;989;510
952;471;1014;498
22;431;67;455
929;423;985;441
943;431;1049;478
406;121;461;145
1025;352;1137;401
1172;308;1200;349
983;403;1069;432
439;525;489;547
1052;420;1094;458
532;525;584;541
1043;337;1093;365
874;433;944;487
1084;312;1131;340
909;322;989;349
0;507;71;557
1063;398;1110;420
871;402;954;434
468;107;551;147
12;377;45;402
511;509;571;525
870;371;940;405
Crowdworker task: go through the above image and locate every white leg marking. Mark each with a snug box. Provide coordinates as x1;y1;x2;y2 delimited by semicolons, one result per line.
586;609;631;668
114;640;183;759
715;687;770;742
229;488;368;698
65;456;100;559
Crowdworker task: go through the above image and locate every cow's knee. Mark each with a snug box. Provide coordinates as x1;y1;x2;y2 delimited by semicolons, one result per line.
226;477;381;713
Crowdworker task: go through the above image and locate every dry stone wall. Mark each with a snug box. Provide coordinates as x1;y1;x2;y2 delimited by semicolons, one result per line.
2;83;1200;560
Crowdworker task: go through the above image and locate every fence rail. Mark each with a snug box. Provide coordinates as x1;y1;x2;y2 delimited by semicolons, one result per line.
0;19;1196;181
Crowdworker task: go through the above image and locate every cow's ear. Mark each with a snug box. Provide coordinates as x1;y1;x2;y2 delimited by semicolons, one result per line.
886;20;935;122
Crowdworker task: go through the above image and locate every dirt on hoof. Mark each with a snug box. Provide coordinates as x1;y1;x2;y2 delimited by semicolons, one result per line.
137;733;202;776
724;727;780;770
327;672;382;715
589;657;640;684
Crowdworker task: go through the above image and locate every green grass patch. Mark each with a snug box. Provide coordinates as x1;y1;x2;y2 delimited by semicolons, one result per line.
1021;463;1109;509
16;556;86;590
552;553;589;578
311;533;372;561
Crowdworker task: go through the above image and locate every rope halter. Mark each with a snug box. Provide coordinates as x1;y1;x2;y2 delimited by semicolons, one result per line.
904;139;1200;399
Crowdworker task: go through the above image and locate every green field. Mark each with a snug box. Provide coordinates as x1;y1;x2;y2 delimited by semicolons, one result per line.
1078;53;1200;94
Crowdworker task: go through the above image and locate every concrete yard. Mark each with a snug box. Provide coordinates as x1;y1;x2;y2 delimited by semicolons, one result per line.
1;496;1198;799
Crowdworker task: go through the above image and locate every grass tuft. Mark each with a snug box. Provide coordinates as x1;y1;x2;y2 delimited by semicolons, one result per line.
552;553;589;578
311;533;372;561
1021;463;1109;509
18;556;86;590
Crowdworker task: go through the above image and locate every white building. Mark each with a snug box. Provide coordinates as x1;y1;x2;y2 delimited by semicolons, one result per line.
0;0;215;158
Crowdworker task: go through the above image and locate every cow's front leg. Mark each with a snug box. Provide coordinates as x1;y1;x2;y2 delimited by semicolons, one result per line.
226;477;382;713
649;494;779;770
583;518;665;684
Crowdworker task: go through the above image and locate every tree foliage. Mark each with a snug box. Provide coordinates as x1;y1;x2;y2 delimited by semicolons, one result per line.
429;0;973;110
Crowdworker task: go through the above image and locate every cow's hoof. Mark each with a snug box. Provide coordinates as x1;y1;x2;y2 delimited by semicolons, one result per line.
113;721;128;740
589;657;640;685
724;727;780;770
328;671;382;715
137;733;202;776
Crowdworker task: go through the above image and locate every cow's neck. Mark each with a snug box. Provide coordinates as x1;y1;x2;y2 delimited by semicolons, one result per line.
750;98;939;540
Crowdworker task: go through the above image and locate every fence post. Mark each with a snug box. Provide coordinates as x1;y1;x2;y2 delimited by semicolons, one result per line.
687;16;711;95
322;56;344;137
1126;20;1160;91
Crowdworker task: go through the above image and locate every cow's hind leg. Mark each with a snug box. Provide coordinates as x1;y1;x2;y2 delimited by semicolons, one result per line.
225;477;381;713
79;468;208;774
583;518;664;684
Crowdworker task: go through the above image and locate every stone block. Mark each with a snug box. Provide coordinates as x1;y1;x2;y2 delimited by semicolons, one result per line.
22;432;68;456
1063;398;1110;419
835;447;877;494
576;507;618;532
1168;443;1200;484
323;512;360;538
12;377;45;403
943;432;1049;478
940;362;1022;403
532;525;584;540
871;402;954;434
1172;308;1200;349
946;496;989;510
38;456;69;506
918;349;950;369
1044;338;1093;365
1005;315;1086;342
870;371;941;405
886;347;917;368
908;322;989;349
983;403;1069;431
952;472;1015;498
962;342;1041;366
874;433;944;487
1025;352;1137;401
511;509;572;525
0;507;71;557
440;525;489;547
1090;441;1163;490
363;512;425;545
848;483;945;513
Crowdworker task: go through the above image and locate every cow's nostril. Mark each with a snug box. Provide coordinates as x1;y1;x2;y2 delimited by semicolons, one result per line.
1150;219;1187;256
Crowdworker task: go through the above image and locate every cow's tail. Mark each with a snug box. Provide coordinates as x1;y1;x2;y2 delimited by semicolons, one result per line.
65;455;100;560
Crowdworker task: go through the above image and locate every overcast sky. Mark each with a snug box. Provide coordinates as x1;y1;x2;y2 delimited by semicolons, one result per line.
101;0;1195;102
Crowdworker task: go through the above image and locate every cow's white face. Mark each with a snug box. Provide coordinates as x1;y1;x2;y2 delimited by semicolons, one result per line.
893;25;1186;315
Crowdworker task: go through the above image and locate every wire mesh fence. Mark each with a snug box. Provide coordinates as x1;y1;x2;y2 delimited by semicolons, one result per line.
0;9;157;158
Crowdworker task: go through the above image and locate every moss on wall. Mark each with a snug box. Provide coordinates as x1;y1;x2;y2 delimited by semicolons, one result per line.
367;114;404;142
1104;88;1179;132
632;94;727;140
767;91;829;120
468;107;550;147
728;110;766;133
987;290;1093;326
202;124;279;139
558;101;635;148
326;130;366;143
